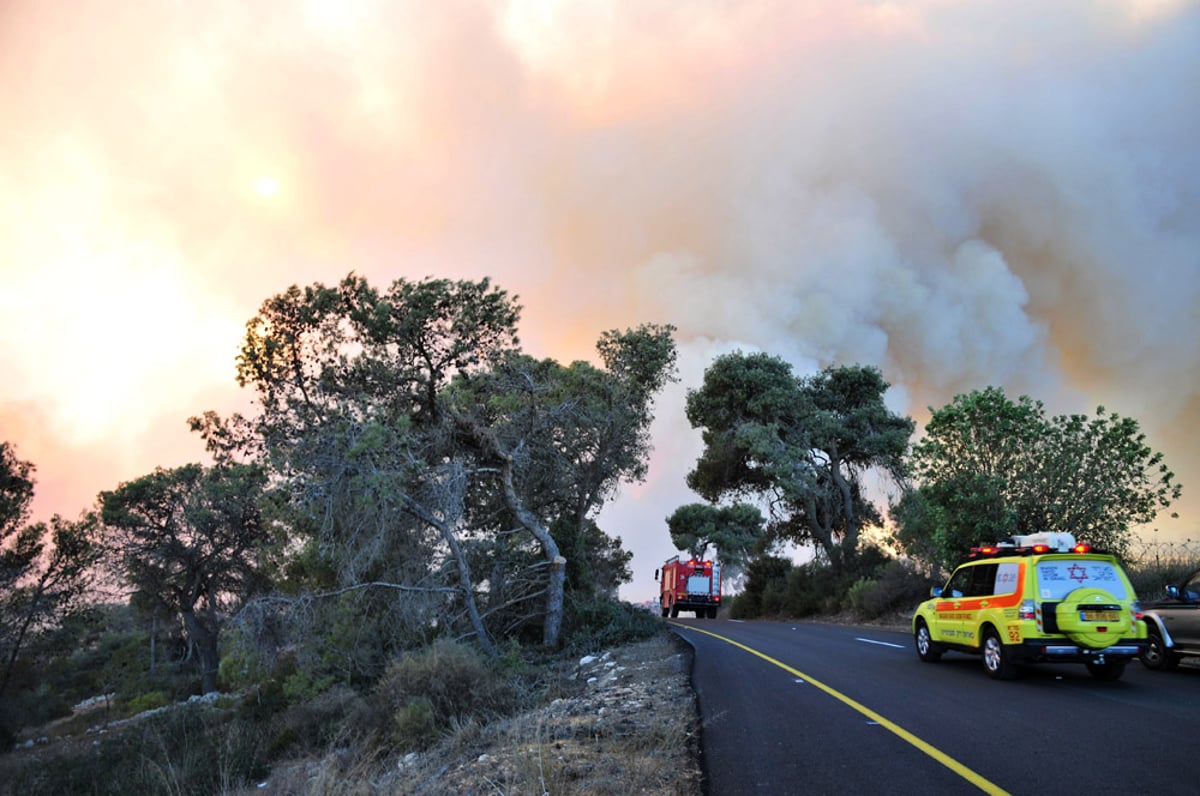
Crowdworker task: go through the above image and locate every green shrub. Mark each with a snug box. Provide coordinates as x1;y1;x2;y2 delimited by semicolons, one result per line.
281;670;338;704
392;696;438;749
848;560;935;619
730;556;793;618
848;577;877;616
562;594;661;652
370;639;516;751
125;690;169;715
781;562;853;617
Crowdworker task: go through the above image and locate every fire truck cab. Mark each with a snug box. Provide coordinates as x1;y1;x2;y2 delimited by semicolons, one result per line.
656;556;721;618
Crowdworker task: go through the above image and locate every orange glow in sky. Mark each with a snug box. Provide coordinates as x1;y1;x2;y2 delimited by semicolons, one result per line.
2;1;1197;598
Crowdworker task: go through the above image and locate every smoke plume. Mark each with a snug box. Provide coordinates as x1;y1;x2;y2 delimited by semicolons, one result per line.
1;1;1196;597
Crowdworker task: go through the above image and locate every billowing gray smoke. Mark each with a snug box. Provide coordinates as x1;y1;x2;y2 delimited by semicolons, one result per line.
1;2;1196;596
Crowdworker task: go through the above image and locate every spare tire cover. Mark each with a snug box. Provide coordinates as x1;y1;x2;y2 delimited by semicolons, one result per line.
1054;587;1131;649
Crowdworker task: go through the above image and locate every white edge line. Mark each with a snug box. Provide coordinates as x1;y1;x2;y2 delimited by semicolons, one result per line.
855;637;905;649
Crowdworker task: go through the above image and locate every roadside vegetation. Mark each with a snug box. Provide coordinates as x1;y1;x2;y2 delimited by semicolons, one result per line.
0;272;1188;794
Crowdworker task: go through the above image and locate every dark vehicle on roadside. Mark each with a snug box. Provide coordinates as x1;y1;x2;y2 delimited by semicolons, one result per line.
1139;567;1200;670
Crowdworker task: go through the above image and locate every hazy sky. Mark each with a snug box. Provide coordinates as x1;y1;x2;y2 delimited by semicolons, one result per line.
2;0;1197;600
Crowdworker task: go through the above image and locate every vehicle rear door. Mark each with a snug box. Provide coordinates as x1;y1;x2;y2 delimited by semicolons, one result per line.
1162;570;1200;649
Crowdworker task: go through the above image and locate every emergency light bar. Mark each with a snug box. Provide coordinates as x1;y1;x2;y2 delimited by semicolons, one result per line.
969;531;1099;559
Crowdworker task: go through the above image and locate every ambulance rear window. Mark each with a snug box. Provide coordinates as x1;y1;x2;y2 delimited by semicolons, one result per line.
1035;559;1127;601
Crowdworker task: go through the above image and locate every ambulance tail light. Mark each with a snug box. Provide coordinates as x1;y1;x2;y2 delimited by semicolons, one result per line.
1018;600;1036;621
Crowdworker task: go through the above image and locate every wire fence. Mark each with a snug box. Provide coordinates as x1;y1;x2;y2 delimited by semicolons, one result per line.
1125;536;1200;568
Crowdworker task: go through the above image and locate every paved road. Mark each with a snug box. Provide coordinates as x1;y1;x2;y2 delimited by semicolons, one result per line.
671;618;1200;795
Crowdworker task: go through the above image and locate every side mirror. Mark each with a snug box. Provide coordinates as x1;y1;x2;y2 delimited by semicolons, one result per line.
654;569;660;580
1167;585;1180;599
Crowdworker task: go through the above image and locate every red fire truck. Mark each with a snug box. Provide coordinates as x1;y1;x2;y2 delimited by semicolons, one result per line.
656;556;721;618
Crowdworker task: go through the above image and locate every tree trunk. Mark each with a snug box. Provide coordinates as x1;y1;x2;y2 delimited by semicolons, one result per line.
803;493;836;563
401;494;496;657
0;572;50;699
828;453;860;567
500;456;565;648
436;519;496;658
182;610;221;694
453;413;565;648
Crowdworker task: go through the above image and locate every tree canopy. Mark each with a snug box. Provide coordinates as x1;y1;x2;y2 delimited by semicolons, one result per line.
100;463;271;693
665;502;764;572
192;273;675;650
895;387;1182;569
685;355;913;569
1;443;102;699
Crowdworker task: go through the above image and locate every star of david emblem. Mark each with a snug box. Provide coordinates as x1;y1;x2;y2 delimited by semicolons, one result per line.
1067;563;1089;584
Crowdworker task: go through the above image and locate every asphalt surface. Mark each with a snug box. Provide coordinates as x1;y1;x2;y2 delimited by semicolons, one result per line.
671;618;1200;796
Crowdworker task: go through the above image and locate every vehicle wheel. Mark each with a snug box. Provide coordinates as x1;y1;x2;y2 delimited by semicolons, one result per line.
670;604;679;618
661;604;669;618
1140;627;1180;671
708;607;719;619
982;629;1017;680
1086;661;1126;681
914;620;943;662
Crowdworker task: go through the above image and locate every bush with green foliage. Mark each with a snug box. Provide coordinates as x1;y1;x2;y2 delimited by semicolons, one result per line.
731;547;926;621
125;690;170;714
729;557;791;618
561;594;661;653
369;639;517;751
847;560;935;619
780;563;853;616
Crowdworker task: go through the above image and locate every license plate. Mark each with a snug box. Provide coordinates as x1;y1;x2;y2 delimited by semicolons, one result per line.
1081;610;1119;621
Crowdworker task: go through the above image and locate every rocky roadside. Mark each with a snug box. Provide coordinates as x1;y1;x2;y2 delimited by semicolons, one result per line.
254;632;705;795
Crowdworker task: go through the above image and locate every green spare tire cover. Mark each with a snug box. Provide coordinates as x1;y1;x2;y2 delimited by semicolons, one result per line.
1054;587;1130;649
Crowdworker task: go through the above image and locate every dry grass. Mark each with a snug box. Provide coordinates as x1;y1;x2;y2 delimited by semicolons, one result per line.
247;633;702;796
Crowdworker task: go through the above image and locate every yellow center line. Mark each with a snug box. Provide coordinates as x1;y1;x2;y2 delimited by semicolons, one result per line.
672;622;1011;796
